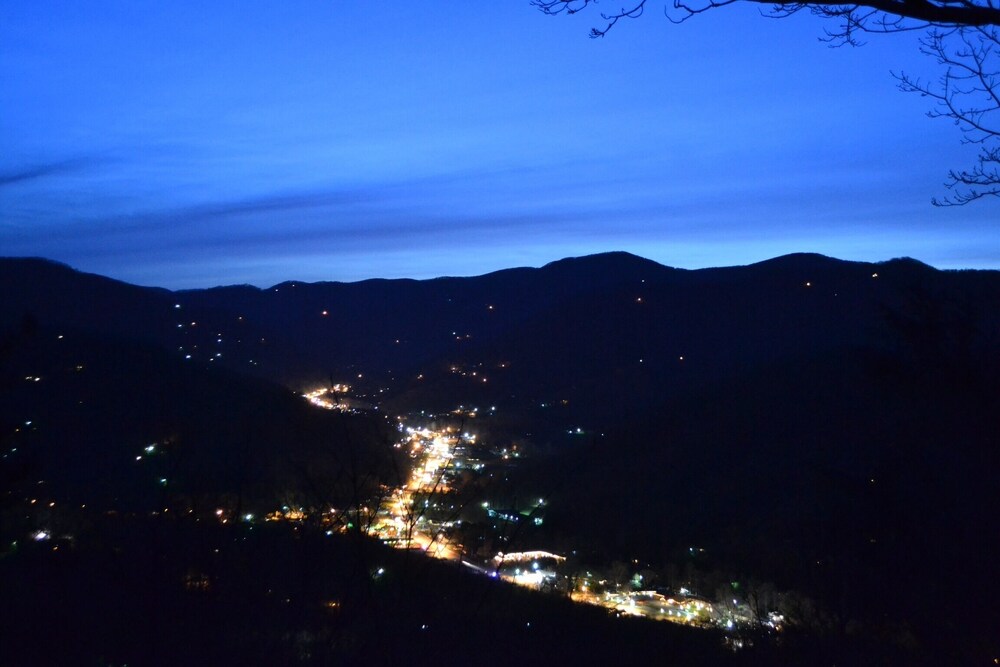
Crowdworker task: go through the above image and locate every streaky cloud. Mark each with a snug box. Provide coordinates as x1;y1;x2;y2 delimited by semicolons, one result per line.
0;157;104;189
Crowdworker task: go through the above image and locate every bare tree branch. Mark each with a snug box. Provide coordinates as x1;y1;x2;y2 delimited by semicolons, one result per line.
532;0;650;37
533;0;1000;34
534;0;1000;204
895;27;1000;203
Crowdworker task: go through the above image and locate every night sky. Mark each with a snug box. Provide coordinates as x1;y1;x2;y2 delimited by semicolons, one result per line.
2;2;997;288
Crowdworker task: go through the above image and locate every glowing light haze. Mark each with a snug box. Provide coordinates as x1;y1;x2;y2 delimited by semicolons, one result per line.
1;1;997;287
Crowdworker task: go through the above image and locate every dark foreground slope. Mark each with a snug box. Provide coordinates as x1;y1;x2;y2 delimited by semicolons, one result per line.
1;514;908;667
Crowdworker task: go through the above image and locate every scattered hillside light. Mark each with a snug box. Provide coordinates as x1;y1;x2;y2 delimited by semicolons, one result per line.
145;445;156;454
159;478;167;485
33;530;50;541
872;273;879;278
243;513;254;522
136;456;142;461
805;282;812;287
322;310;328;316
727;619;734;629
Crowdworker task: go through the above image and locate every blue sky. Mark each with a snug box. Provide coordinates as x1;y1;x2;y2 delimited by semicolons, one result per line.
1;1;997;287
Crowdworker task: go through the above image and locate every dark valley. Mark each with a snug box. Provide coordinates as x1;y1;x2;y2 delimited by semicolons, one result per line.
2;252;998;665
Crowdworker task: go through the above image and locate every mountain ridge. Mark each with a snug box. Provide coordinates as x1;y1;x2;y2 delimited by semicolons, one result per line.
4;251;973;293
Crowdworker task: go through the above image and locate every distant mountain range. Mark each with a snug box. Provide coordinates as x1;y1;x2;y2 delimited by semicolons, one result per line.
4;252;998;424
3;251;999;661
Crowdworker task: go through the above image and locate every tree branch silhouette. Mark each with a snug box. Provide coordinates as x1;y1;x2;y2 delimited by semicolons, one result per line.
895;27;1000;204
533;0;1000;204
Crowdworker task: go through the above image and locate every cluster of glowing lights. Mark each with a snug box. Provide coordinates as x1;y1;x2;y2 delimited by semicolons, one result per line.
493;550;565;564
265;508;307;522
295;392;784;636
508;570;547;587
303;386;353;412
570;587;717;627
365;426;470;561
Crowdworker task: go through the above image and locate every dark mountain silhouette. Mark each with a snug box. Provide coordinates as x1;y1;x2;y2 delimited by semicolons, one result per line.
2;251;998;662
7;252;997;415
0;257;310;383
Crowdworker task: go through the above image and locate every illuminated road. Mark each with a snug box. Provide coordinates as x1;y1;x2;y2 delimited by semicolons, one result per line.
369;426;463;561
306;387;464;560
